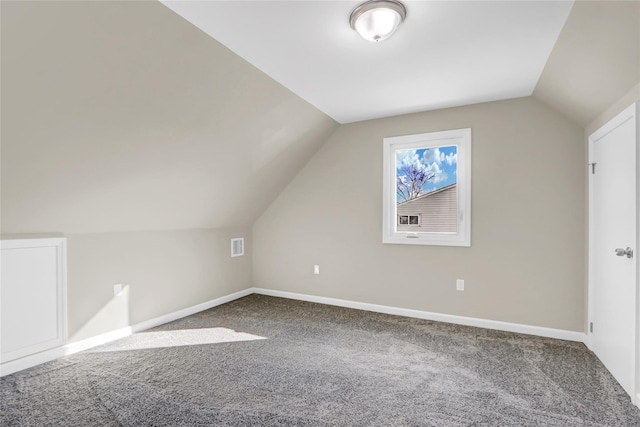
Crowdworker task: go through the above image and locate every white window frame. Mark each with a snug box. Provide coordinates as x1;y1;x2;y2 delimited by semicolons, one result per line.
383;128;471;247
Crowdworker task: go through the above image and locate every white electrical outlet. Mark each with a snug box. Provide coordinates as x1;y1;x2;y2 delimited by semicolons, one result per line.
456;279;464;291
114;283;123;297
314;265;320;275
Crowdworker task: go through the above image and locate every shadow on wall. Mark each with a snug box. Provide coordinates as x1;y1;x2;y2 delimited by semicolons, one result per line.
71;285;131;342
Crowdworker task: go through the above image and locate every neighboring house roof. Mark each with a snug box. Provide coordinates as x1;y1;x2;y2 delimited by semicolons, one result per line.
398;183;457;206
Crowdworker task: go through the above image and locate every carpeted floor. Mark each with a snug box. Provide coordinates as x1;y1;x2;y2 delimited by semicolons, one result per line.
2;294;640;426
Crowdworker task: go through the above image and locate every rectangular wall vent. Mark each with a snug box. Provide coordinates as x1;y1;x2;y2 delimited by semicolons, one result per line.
231;238;244;257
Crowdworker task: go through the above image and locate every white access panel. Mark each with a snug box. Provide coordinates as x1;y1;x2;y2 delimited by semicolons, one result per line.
1;238;67;363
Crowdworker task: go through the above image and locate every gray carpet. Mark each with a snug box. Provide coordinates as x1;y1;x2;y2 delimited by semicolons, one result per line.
2;294;640;426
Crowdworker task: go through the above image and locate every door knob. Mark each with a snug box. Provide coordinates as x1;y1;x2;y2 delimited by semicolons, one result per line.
615;247;634;259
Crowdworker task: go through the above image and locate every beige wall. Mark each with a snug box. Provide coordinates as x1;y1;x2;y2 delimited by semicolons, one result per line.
66;228;250;343
1;1;328;344
3;0;623;344
1;1;337;234
585;83;640;137
533;1;640;126
253;97;586;332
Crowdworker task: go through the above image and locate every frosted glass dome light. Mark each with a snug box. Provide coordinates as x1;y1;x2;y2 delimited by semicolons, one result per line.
350;0;407;42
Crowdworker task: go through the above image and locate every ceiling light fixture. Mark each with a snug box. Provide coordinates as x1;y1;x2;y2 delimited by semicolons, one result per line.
349;0;407;43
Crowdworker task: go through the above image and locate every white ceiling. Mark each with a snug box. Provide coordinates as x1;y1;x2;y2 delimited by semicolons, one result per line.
161;1;574;124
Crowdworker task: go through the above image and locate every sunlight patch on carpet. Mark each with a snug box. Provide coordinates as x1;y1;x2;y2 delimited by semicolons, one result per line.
90;328;266;352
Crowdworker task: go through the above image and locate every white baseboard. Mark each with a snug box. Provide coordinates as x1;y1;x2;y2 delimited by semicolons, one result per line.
64;326;134;355
0;346;66;378
131;288;252;334
0;289;252;377
250;288;587;344
1;286;588;377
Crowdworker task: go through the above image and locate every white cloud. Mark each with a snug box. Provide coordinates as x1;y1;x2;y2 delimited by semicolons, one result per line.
424;162;448;184
396;149;416;168
422;148;444;165
445;152;457;166
397;149;428;172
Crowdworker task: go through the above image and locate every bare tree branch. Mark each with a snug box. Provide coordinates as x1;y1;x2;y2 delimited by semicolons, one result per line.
397;164;434;202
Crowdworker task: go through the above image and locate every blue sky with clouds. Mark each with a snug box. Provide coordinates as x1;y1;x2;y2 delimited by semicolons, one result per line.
396;146;457;202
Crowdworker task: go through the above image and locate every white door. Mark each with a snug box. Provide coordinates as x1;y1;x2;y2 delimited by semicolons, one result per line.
589;102;638;402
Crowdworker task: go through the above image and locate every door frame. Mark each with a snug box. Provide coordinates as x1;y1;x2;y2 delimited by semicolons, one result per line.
587;101;640;407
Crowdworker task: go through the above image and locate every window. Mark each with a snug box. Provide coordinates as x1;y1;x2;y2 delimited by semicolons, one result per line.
398;215;420;226
383;128;471;246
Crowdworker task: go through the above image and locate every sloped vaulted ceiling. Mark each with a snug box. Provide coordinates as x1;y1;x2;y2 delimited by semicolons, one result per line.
159;0;638;127
1;1;338;234
3;1;637;235
533;0;640;125
161;0;574;124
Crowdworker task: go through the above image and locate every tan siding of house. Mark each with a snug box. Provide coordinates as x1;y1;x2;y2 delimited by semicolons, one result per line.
397;185;457;232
